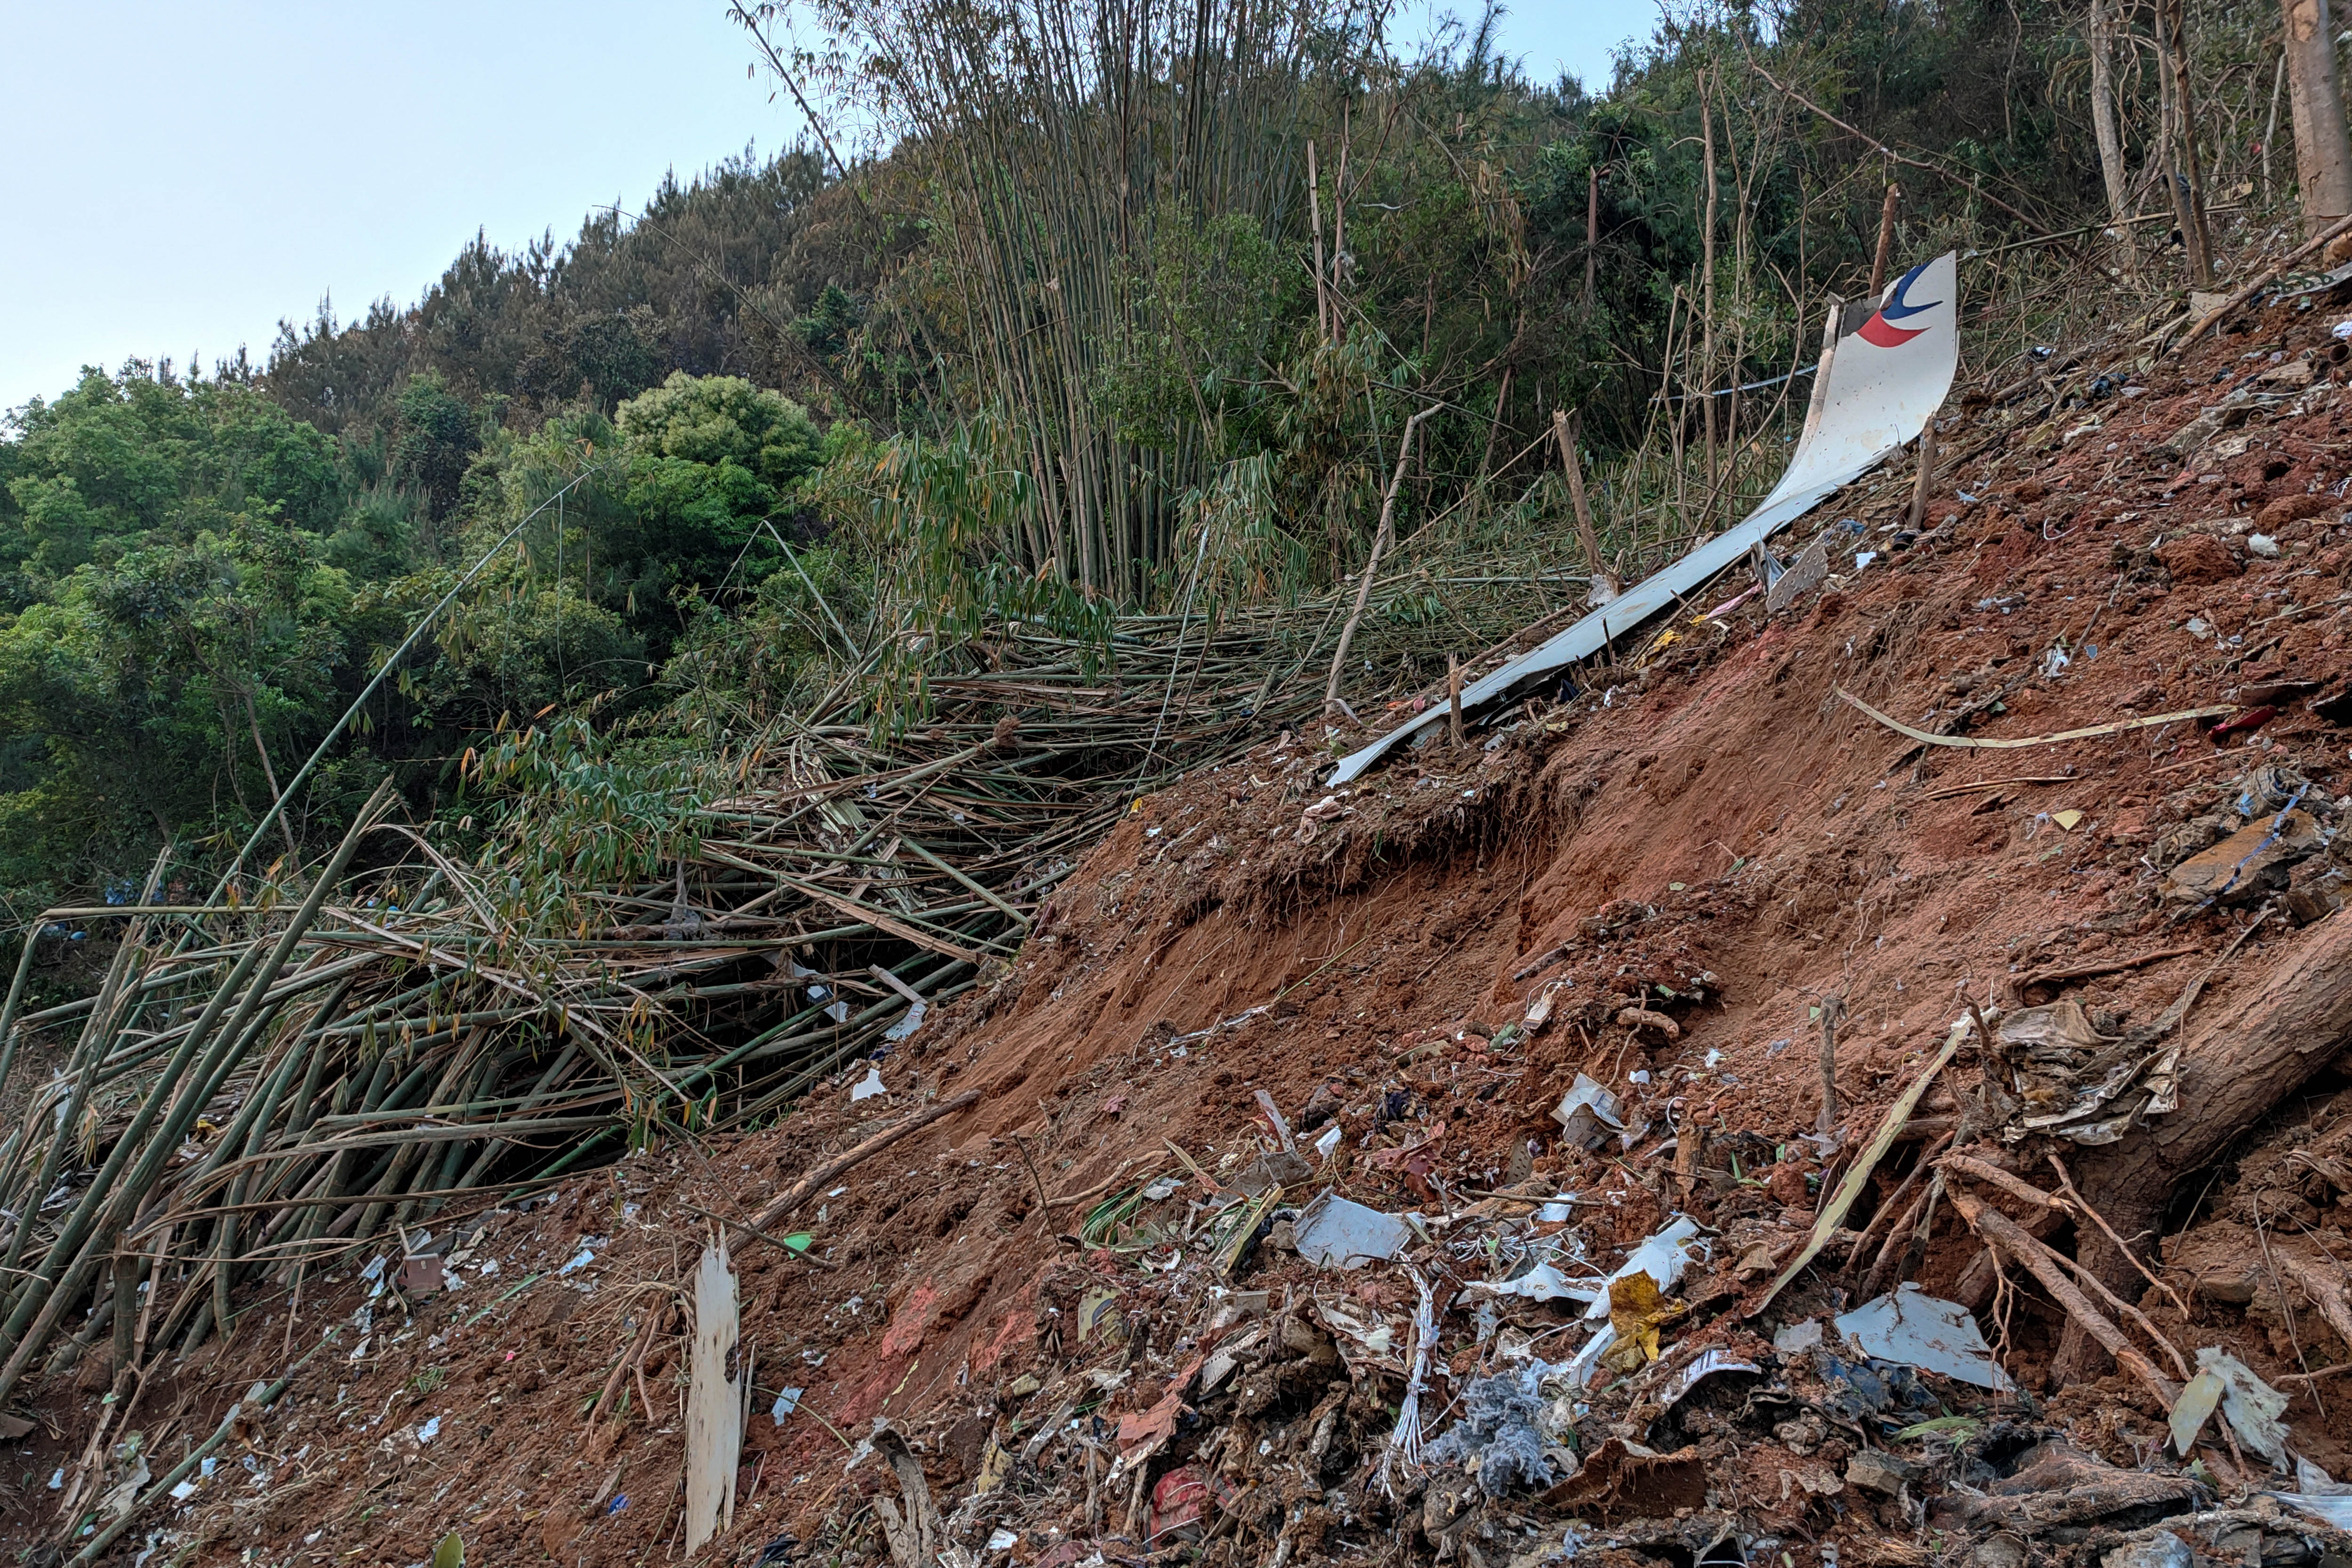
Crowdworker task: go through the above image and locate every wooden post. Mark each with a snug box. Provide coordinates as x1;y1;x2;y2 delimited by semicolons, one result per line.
1447;656;1464;748
1868;182;1903;298
1552;411;1610;600
1908;421;1938;533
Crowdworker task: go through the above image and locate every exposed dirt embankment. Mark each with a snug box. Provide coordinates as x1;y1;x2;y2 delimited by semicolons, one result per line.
16;306;2352;1568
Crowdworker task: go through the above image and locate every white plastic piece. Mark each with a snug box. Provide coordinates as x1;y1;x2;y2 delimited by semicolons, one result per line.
1662;1348;1761;1406
1585;1217;1706;1322
1773;1319;1825;1354
849;1067;887;1102
1552;1074;1623;1149
1834;1283;2012;1390
2269;1493;2352;1528
1291;1191;1413;1269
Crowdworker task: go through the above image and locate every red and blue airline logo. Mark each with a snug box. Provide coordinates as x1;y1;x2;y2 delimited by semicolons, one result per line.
1856;260;1940;348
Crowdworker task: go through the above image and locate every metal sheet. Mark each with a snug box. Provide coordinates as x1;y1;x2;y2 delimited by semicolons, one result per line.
1327;253;1961;787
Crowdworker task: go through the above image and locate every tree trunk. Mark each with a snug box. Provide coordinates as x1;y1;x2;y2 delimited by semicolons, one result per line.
2055;910;2352;1381
2162;0;2217;286
2283;0;2352;231
2089;0;2138;277
1700;68;1720;504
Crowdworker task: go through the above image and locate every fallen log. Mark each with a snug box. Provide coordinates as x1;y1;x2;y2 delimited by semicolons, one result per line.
1948;1186;2179;1408
2057;907;2352;1381
749;1088;981;1230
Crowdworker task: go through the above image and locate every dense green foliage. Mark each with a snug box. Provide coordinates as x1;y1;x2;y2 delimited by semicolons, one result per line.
0;0;2303;912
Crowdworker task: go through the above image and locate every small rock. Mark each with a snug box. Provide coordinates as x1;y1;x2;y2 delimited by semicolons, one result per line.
1773;1412;1828;1457
2101;1532;2193;1568
1765;1159;1811;1207
2157;533;2241;584
1847;1449;1923;1497
2255;491;2330;531
1615;1007;1681;1041
1972;1535;2029;1568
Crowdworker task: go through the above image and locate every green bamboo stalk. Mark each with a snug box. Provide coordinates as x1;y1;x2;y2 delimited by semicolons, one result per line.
0;780;394;1402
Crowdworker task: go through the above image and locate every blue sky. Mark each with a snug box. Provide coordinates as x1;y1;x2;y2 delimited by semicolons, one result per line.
0;0;1657;414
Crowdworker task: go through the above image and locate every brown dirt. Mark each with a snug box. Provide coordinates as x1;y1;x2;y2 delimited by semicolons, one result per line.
14;309;2352;1568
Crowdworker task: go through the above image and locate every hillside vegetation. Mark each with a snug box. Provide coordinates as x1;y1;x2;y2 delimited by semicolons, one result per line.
0;0;2312;917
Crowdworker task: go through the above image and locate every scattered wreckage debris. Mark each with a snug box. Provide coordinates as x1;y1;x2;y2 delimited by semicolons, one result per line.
28;261;2352;1568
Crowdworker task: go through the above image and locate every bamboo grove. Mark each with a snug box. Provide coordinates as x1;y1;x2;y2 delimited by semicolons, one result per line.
0;552;1598;1385
730;0;2349;617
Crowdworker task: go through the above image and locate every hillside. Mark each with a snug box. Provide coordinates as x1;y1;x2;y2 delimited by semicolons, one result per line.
12;282;2352;1568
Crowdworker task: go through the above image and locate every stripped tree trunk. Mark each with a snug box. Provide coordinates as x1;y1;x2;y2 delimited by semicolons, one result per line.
2282;0;2352;231
2089;0;2138;277
2056;910;2352;1381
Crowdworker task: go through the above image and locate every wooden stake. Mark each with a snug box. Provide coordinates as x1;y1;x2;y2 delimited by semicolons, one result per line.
1584;164;1600;305
1551;411;1608;595
1816;995;1844;1135
1908;421;1938;533
1448;656;1465;748
1326;405;1438;717
1869;183;1903;298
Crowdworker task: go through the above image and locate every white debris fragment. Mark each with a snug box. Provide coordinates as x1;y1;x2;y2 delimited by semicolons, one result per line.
2195;1348;2289;1464
1834;1283;2011;1390
1773;1319;1824;1354
1552;1074;1623;1149
1292;1192;1413;1269
849;1067;887;1102
1585;1217;1705;1321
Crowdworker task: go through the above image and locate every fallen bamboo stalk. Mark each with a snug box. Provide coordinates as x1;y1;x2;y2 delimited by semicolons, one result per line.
749;1089;982;1229
67;1339;323;1566
1837;689;2232;750
1751;1020;1965;1317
